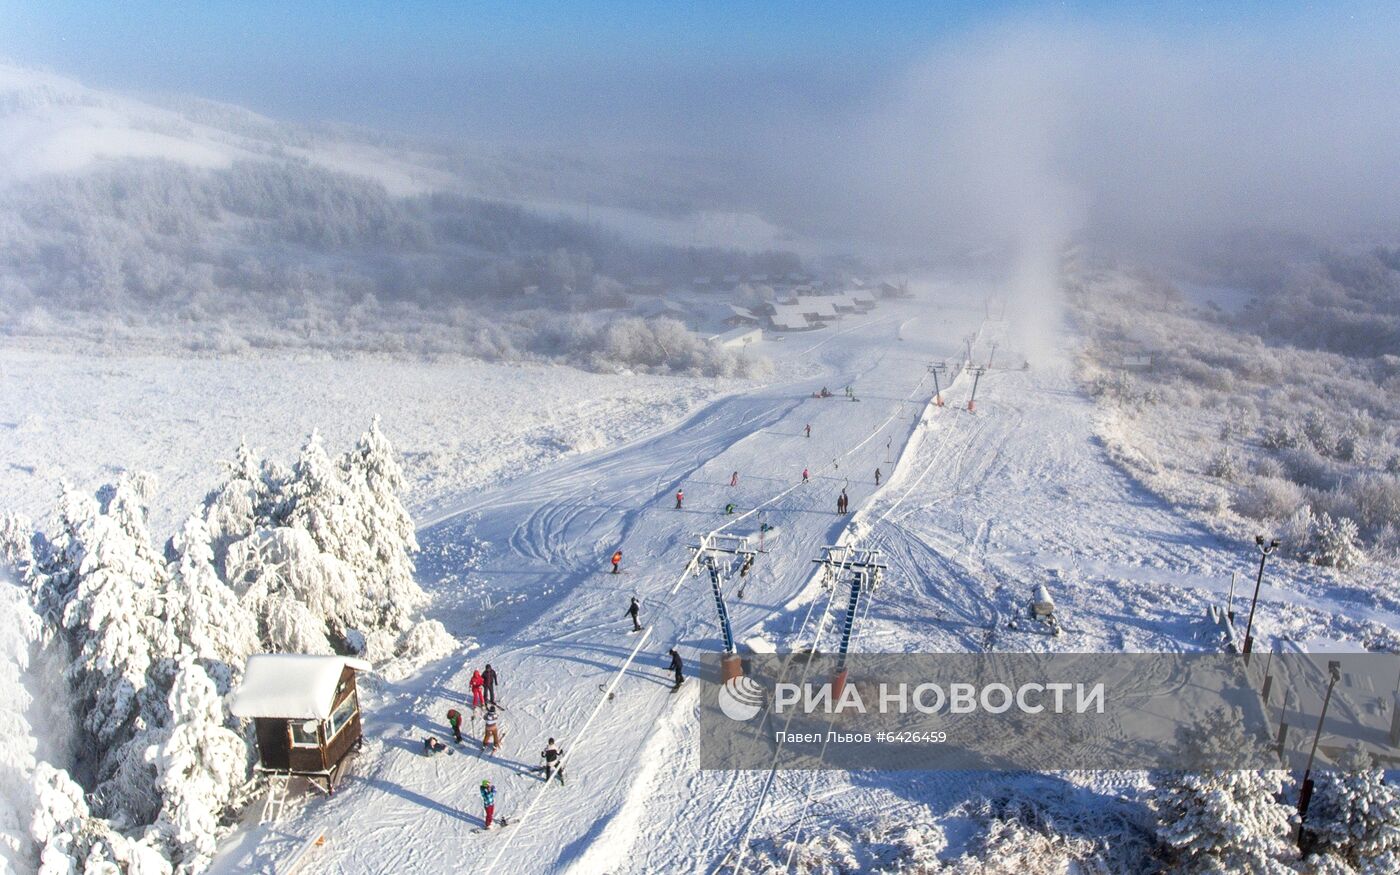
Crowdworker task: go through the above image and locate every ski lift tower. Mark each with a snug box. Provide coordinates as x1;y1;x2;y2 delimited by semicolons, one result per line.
928;361;948;407
688;533;757;681
966;366;986;412
811;545;887;698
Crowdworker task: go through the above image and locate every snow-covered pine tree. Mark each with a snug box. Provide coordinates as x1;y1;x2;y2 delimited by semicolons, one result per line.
149;660;249;873
225;525;359;654
202;439;278;580
283;431;372;634
0;582;42;872
158;516;257;694
340;417;425;647
1307;513;1366;571
1152;707;1295;873
1306;746;1400;869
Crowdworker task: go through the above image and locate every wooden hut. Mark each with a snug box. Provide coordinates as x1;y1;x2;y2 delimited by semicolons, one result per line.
229;654;371;794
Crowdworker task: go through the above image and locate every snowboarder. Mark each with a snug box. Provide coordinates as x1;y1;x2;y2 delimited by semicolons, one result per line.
480;780;496;829
739;554;755;577
540;738;565;785
874;468;882;486
801;468;809;484
675;489;684;509
625;596;642;632
667;648;685;688
610;549;623;574
805;423;811;438
447;708;463;744
424;736;447;756
725;502;736;515
730;471;739;487
482;664;499;706
481;705;502;753
469;669;486;709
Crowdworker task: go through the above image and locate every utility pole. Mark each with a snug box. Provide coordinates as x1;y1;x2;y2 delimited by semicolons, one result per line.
1296;660;1343;847
966;366;986;412
987;340;998;370
1242;535;1281;661
928;361;947;407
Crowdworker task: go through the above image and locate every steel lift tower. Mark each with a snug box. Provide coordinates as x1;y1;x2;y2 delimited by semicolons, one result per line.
689;533;758;681
811;545;887;698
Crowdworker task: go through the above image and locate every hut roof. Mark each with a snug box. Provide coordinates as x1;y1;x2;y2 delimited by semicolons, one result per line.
229;654;371;720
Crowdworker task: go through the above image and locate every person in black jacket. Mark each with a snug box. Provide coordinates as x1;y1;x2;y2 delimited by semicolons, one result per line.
626;597;642;632
667;648;684;688
540;738;565;785
482;664;499;706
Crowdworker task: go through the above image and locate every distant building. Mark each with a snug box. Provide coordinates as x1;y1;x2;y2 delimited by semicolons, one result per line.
768;303;818;331
796;297;838;323
709;326;764;349
725;304;762;327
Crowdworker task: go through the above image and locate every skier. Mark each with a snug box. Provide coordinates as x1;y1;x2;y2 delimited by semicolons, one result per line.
836;493;844;515
480;780;496;829
469;669;486;709
540;738;565;785
725;502;736;515
801;468;809;484
805;423;811;438
739;554;755;578
675;488;684;509
482;663;499;707
481;705;502;753
875;468;882;486
447;708;463;744
730;471;739;487
610;549;623;574
841;489;849;514
424;736;447;756
667;648;685;688
625;596;642;632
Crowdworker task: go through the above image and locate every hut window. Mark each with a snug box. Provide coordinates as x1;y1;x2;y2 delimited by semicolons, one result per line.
327;690;358;740
290;720;320;748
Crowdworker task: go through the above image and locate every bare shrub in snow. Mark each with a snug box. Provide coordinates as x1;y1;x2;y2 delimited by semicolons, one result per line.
1234;477;1306;521
1204;449;1239;481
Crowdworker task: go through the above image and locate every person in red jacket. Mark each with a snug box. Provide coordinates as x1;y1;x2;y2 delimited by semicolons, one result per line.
611;549;623;574
730;471;739;487
675;488;684;509
469;669;485;709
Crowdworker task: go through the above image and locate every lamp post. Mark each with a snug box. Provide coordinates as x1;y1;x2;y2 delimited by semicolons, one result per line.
1296;659;1343;847
1241;535;1280;662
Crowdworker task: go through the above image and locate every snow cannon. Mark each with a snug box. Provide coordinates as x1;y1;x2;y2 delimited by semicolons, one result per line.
722;653;744;683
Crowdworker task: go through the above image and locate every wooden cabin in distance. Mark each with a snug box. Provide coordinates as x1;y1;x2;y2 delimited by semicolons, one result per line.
229;654;371;794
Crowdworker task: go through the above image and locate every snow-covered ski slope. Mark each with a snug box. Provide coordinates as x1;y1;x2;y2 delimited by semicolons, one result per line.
206;283;989;872
211;280;1400;873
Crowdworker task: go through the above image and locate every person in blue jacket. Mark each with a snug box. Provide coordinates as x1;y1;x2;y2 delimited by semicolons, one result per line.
480;779;496;828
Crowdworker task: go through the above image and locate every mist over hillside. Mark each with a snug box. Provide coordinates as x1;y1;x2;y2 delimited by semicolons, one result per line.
0;64;798;374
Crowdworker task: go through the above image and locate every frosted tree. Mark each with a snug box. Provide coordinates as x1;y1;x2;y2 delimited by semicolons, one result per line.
202;439;277;578
30;762;94;875
1306;747;1400;870
158;516;257;693
1307;513;1366;571
225;526;359;654
340;417;425;642
283;432;371;629
1153;708;1295;873
0;583;41;872
149;660;249;873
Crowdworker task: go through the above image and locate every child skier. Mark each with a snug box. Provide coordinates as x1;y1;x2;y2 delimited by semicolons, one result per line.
469;669;486;709
875;468;882;486
725;502;736;515
801;468;809;484
610;549;623;574
540;738;565;785
667;648;685;688
675;488;684;509
423;736;447;756
480;780;496;829
730;471;739;487
482;664;498;706
805;423;811;438
625;596;642;632
447;708;463;744
481;705;502;753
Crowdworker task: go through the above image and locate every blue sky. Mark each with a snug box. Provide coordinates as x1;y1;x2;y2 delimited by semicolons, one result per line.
0;1;1322;143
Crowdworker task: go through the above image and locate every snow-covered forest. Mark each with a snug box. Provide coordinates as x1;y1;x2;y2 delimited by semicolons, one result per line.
1073;247;1400;577
0;419;448;872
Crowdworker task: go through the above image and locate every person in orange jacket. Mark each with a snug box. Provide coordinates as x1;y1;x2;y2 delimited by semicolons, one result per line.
611;549;623;574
